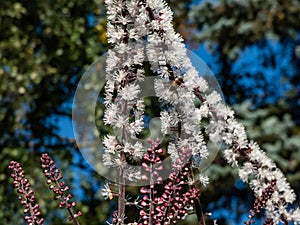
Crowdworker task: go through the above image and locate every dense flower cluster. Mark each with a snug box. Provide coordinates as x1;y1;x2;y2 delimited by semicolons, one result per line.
195;75;300;224
103;0;210;185
8;161;44;225
103;0;147;182
144;0;211;170
103;0;300;224
245;182;276;225
40;153;82;225
139;139;202;225
140;139;164;184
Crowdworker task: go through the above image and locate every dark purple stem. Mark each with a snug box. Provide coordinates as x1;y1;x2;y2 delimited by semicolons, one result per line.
8;161;44;225
40;153;82;225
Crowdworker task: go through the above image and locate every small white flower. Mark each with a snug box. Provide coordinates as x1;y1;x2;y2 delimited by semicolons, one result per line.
103;135;118;153
119;83;141;101
223;148;239;167
232;122;248;147
102;183;113;200
129;118;144;135
270;191;280;203
199;174;209;186
199;104;209;118
265;199;275;213
114;114;129;129
106;49;119;72
239;162;253;182
125;166;141;181
168;142;179;162
250;179;263;196
132;142;144;159
107;24;126;43
123;142;133;154
209;129;222;144
154;79;175;103
283;189;296;203
103;103;119;125
206;91;222;105
114;69;127;83
290;208;300;222
160;110;179;134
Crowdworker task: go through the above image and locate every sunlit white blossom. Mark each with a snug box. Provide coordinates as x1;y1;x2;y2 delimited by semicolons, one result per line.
102;183;113;200
206;91;222;105
238;162;254;182
168;142;179;162
119;84;141;101
103;103;119;125
160;110;179;134
198;174;209;186
103;135;118;153
223;149;238;167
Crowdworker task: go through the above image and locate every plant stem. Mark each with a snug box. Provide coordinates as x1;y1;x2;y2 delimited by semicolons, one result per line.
67;208;80;225
149;157;154;224
118;100;128;224
118;151;126;224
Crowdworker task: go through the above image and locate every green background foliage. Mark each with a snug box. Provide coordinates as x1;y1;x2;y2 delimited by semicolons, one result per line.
1;0;108;224
189;0;300;107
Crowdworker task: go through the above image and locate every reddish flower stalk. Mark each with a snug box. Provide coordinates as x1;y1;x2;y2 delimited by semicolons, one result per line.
245;182;276;225
40;153;82;225
139;140;201;225
155;147;201;224
140;139;164;224
263;218;274;225
8;161;45;225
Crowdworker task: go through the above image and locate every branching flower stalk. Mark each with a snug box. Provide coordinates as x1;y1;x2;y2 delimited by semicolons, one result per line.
103;0;148;224
102;0;300;224
197;91;300;223
9;155;82;225
139;139;164;224
40;153;82;225
141;0;300;224
139;139;202;225
245;182;276;225
8;161;45;225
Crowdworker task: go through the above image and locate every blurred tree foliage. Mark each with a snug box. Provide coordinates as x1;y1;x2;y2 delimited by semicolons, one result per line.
0;0;109;224
189;0;300;108
0;0;106;149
